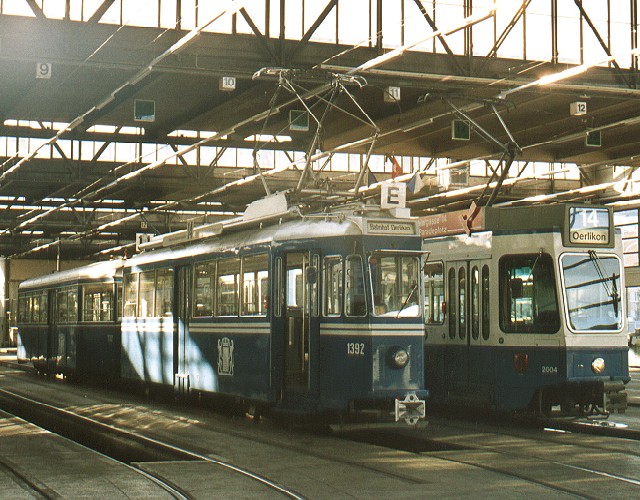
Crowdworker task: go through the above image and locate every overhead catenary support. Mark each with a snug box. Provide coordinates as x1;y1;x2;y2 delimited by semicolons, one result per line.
439;94;521;232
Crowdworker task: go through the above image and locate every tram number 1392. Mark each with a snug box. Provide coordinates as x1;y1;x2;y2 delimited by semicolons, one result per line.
347;342;365;356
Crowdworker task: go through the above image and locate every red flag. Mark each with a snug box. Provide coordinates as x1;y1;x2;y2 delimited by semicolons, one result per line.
390;155;402;179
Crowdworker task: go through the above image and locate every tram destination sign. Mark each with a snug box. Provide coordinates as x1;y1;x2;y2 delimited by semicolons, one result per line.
567;207;611;246
366;220;416;235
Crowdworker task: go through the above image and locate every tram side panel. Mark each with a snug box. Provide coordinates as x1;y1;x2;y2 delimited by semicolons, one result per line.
184;254;272;402
423;233;498;407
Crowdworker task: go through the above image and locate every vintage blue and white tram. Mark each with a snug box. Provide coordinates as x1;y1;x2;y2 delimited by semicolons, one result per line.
17;199;427;422
122;201;426;421
17;259;123;378
420;204;629;415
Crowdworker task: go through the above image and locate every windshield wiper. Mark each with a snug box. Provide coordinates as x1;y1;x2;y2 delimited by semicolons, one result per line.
588;250;620;315
396;282;418;318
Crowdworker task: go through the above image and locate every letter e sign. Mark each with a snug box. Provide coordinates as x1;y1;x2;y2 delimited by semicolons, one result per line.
381;182;407;209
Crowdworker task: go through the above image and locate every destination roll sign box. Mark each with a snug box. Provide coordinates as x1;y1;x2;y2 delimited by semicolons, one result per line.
568;207;610;246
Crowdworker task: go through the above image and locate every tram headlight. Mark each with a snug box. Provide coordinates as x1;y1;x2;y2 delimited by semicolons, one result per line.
591;357;606;375
388;347;410;369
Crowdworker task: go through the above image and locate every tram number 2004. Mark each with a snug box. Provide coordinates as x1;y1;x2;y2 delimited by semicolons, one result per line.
542;366;558;375
347;342;365;356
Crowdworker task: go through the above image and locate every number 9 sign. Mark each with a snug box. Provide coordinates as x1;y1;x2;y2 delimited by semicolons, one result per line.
36;62;52;79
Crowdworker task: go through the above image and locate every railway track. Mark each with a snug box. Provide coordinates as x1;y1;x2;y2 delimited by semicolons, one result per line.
2;365;640;497
0;388;303;499
334;410;640;497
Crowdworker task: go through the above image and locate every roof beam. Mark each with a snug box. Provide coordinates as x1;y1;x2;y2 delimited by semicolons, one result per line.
25;0;46;19
87;0;117;24
573;0;632;88
411;0;466;75
288;0;338;64
238;8;279;64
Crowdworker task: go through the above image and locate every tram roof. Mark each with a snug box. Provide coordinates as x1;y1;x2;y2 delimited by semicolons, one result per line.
418;203;614;238
126;205;419;268
19;259;124;291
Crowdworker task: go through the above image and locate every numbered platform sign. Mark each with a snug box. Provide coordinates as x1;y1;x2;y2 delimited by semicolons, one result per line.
36;62;52;79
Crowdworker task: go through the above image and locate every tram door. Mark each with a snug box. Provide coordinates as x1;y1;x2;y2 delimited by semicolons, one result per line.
174;266;190;395
282;251;319;394
448;259;488;395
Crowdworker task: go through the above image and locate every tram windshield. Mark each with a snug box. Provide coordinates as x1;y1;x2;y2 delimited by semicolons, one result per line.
500;253;560;333
561;253;623;332
369;253;421;318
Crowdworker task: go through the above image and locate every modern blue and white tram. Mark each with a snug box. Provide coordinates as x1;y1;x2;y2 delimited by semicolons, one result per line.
17;200;427;422
420;204;629;415
17;259;123;378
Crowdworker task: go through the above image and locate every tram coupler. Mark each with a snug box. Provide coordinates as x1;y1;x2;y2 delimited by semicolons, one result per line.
602;380;627;413
395;392;426;425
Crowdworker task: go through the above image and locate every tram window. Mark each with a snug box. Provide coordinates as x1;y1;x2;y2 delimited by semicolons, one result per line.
26;295;33;323
288;266;304;308
27;295;34;323
69;289;78;322
471;266;480;340
448;268;456;339
561;253;623;331
346;256;366;317
26;292;46;324
28;291;48;324
370;254;420;317
155;268;174;317
41;292;48;323
138;270;156;318
24;295;31;323
117;284;123;320
458;267;466;339
424;262;444;324
242;254;268;316
18;296;27;323
482;265;490;340
82;288;97;322
33;294;45;323
324;256;343;316
57;289;68;323
217;257;240;316
194;262;214;317
499;253;560;334
123;273;138;317
82;284;114;322
311;255;320;317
